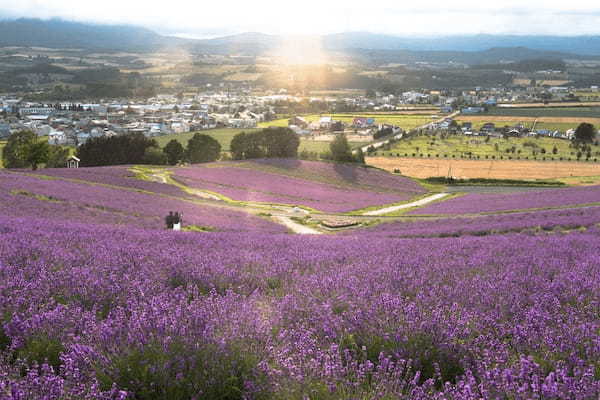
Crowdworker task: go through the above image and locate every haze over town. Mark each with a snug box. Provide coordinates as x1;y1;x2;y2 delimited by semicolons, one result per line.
3;1;600;36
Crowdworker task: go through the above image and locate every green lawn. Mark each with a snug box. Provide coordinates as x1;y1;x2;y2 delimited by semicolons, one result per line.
381;133;600;161
260;114;433;131
153;128;360;155
297;140;363;154
155;129;252;151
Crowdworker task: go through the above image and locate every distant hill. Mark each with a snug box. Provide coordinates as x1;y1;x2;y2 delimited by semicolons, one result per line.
322;32;600;56
1;18;599;63
346;47;598;65
0;18;186;51
192;32;600;62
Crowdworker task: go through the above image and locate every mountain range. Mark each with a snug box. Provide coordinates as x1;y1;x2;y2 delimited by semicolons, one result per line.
1;18;600;63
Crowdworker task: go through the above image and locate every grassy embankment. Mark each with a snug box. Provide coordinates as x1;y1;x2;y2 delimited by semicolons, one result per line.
0;141;5;168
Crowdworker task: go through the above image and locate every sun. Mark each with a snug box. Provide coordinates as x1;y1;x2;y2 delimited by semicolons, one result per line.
271;35;329;65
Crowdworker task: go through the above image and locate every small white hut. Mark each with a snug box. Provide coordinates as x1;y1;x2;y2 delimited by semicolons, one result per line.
66;155;80;169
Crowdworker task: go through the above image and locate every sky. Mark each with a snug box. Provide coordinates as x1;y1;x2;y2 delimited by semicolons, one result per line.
1;0;600;37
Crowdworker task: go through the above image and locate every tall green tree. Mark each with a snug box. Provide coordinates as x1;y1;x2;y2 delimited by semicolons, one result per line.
46;146;70;168
2;130;37;168
329;133;354;162
77;133;157;167
574;123;597;143
142;146;168;165
262;127;300;158
163;139;185;165
24;141;51;171
230;128;299;160
186;133;221;164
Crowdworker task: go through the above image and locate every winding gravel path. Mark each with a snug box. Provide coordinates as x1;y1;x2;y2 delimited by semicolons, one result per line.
363;193;450;216
274;216;321;234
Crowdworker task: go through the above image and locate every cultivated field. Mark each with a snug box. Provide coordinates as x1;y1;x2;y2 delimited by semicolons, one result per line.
380;135;600;161
497;101;600;108
455;115;600;131
356;206;600;237
1;158;600;398
170;159;426;212
409;185;600;215
2;214;599;398
367;156;600;180
0;169;285;233
484;106;600;118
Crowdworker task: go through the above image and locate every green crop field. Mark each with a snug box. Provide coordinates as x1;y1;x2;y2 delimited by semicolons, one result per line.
484;107;600;118
260;114;434;131
380;133;600;161
455;117;592;133
575;91;600;99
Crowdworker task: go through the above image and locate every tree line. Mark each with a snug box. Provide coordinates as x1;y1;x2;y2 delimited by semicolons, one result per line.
77;133;222;167
1;130;69;170
2;127;369;170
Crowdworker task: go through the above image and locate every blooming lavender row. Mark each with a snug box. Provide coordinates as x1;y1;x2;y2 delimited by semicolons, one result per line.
28;166;191;199
0;215;598;398
410;185;600;215
238;159;426;194
173;165;418;212
358;206;600;238
0;184;158;229
0;171;286;233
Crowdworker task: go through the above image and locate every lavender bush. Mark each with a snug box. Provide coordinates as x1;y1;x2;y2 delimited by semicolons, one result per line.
173;163;424;212
0;171;285;233
0;216;598;399
28;166;191;199
358;206;600;238
410;185;600;215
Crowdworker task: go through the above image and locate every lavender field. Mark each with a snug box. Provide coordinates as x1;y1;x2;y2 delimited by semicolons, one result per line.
359;206;600;238
1;162;599;399
0;170;285;233
172;160;426;212
0;216;598;399
233;159;426;193
28;166;192;199
410;185;600;215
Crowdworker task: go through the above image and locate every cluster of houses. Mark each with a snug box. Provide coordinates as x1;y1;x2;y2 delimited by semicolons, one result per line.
1;83;598;146
287;115;403;140
426;117;580;140
0;93;276;145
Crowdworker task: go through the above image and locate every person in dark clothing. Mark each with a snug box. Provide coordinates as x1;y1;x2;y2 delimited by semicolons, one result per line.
165;211;175;229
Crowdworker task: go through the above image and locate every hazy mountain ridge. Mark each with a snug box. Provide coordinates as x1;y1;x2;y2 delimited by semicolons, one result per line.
0;18;187;51
322;32;600;55
1;18;600;63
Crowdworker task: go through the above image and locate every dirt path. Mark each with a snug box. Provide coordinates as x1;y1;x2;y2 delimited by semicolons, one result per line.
363;193;449;216
274;216;321;234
